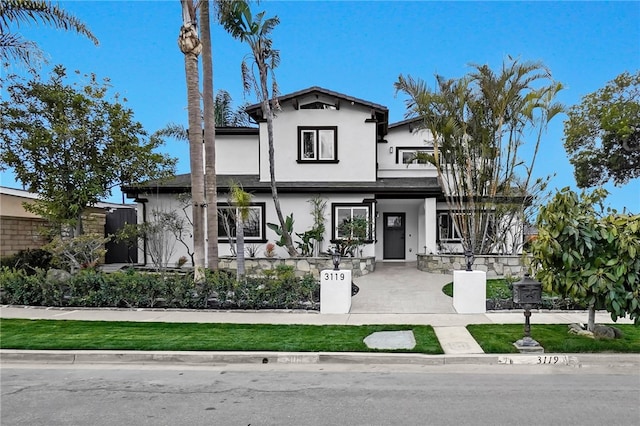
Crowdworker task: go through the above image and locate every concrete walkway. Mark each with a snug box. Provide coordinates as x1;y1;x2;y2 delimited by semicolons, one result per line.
352;262;455;314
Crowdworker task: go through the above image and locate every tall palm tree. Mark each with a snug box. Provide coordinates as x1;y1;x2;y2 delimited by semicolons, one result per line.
178;0;206;281
0;0;98;68
200;0;218;271
220;0;298;256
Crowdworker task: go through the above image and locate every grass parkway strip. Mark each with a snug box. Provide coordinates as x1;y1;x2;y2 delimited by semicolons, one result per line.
0;319;442;354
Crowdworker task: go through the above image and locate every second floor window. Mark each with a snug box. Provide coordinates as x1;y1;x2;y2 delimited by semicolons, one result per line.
398;148;433;165
298;126;338;162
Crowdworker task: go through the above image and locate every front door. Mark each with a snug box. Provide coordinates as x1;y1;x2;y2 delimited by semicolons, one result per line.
383;213;405;260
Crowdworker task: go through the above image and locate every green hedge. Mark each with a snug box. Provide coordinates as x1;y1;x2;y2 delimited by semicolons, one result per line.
0;267;319;310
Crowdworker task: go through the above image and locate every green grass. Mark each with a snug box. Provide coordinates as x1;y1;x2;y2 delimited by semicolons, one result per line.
467;324;640;353
442;279;511;299
0;319;442;354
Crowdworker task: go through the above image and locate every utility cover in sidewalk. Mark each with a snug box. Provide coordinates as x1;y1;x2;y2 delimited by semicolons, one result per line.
364;330;416;350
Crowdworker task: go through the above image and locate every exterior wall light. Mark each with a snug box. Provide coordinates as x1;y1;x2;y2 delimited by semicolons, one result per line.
464;249;474;271
332;250;341;271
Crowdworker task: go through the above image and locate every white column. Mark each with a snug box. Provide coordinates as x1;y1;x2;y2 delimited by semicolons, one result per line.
423;198;437;254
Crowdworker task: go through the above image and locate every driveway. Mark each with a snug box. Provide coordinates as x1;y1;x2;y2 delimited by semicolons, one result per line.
351;262;456;314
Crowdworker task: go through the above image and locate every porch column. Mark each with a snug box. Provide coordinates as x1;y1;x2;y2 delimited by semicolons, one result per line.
423;198;437;254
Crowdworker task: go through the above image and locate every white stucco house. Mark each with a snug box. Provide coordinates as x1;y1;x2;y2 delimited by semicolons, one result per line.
122;86;512;267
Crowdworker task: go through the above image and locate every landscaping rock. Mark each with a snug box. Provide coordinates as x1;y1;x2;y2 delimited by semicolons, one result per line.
46;268;71;283
593;324;623;339
568;323;594;338
568;323;623;340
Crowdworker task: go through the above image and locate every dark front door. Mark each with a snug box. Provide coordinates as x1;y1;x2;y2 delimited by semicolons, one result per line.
104;208;138;264
383;213;405;260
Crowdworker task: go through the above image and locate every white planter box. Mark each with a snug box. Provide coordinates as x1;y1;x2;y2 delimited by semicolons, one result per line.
320;269;352;314
453;270;487;314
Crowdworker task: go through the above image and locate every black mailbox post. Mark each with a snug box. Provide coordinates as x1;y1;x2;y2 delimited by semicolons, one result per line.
512;274;543;348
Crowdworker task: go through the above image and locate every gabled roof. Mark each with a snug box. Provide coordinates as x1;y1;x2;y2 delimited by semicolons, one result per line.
245;86;389;134
388;116;423;130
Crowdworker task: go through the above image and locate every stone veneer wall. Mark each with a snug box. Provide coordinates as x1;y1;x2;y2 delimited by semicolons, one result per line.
417;254;529;278
218;256;376;278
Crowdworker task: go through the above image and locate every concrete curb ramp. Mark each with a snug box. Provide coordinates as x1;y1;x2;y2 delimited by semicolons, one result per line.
1;350;638;368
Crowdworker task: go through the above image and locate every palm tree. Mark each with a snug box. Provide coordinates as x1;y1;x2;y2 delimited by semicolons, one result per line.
200;0;219;271
220;0;298;256
0;0;98;68
215;90;252;126
229;182;252;280
178;0;206;281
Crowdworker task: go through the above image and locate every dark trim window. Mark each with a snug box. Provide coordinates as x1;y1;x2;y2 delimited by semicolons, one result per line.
437;212;462;242
396;147;433;164
332;203;372;241
297;126;338;163
217;202;266;242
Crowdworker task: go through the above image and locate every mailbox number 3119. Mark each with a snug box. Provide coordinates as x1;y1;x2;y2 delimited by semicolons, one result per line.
324;272;345;281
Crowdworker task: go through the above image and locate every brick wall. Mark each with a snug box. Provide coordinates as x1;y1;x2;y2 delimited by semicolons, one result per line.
0;216;49;257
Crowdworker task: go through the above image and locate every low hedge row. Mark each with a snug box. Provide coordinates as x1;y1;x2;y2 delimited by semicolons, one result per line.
0;267;320;310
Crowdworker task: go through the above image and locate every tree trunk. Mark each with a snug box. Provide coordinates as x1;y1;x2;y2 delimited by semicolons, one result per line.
179;0;205;281
236;220;245;280
200;0;219;271
257;62;297;257
587;304;596;332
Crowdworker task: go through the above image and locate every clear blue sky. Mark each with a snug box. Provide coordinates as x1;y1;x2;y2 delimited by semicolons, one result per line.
2;0;639;213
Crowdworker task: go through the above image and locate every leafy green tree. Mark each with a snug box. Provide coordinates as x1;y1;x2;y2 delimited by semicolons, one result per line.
0;66;176;236
395;58;564;255
220;0;298;257
564;71;640;188
0;0;98;69
530;187;640;330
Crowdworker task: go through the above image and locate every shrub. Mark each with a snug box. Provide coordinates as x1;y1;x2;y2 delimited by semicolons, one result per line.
0;267;319;310
0;249;53;274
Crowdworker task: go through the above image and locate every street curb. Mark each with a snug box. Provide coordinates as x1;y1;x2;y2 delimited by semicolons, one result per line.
1;350;638;368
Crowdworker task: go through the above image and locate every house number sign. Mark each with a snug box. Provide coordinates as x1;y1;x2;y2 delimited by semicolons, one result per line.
323;272;346;281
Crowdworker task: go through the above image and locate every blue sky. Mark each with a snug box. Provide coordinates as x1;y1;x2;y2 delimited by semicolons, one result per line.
2;0;639;212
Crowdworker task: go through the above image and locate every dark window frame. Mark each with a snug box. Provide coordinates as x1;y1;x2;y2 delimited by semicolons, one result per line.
330;202;374;243
217;202;267;243
297;126;339;163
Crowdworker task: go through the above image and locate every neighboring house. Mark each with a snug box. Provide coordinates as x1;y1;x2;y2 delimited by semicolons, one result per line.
122;87;519;266
0;186;137;263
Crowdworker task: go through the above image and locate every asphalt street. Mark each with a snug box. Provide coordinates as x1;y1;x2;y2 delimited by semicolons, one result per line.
2;363;639;426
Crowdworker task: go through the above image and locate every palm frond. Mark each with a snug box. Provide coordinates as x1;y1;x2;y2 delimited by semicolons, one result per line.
0;0;98;45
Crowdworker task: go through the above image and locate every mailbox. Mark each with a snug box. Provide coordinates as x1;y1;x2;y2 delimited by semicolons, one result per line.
512;274;542;305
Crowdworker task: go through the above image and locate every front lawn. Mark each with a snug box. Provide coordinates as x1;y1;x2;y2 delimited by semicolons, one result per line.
0;319;442;354
467;324;640;353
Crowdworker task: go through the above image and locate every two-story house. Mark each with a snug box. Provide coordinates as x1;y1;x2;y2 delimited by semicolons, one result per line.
122;86;471;266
